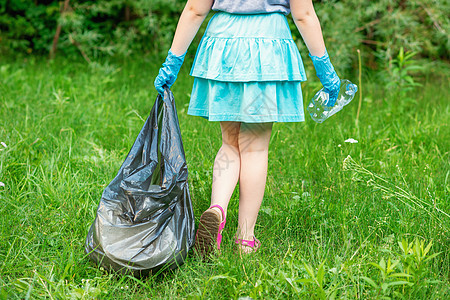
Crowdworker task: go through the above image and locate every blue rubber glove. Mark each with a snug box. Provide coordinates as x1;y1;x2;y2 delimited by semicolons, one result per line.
309;49;341;107
154;49;186;95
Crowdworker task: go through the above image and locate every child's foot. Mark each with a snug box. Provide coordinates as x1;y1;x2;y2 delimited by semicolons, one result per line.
235;236;261;254
194;205;226;259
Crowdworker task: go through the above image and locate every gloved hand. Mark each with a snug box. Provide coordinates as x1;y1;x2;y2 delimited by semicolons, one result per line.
154;49;186;95
309;49;341;107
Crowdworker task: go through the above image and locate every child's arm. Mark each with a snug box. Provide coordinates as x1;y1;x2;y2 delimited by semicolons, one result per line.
170;0;214;56
290;0;326;57
290;0;341;106
154;0;213;94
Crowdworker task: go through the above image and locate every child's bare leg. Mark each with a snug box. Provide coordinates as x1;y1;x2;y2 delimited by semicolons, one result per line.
210;121;241;219
236;122;273;248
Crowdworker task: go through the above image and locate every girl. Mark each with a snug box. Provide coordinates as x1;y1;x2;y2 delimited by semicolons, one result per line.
154;0;340;256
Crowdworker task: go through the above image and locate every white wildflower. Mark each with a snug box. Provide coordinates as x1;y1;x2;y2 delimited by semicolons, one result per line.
1;142;6;148
329;267;338;274
344;138;358;143
0;182;4;187
302;192;311;198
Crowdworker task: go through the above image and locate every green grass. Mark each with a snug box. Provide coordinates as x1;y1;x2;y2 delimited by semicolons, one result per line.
0;55;449;299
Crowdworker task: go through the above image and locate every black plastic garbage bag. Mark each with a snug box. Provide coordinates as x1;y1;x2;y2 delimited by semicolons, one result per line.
85;88;195;276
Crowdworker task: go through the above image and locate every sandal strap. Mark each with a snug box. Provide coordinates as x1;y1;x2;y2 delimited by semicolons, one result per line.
209;205;227;250
209;205;225;221
235;237;261;250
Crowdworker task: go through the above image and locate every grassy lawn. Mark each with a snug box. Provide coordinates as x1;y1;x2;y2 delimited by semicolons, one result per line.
0;56;449;299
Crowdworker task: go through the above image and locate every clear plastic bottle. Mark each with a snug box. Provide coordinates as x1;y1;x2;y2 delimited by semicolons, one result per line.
307;79;358;123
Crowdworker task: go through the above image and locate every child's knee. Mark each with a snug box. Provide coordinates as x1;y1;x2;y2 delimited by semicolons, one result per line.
239;122;272;153
220;121;240;148
239;135;270;153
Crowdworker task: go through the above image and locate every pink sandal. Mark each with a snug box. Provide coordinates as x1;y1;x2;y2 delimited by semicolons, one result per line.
235;236;261;253
194;205;226;258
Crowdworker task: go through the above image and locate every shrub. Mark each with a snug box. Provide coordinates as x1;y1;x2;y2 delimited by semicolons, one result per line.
0;0;448;73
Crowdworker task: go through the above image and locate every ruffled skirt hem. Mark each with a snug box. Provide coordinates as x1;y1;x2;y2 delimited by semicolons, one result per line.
189;12;307;82
190;36;307;82
187;110;305;123
188;78;305;123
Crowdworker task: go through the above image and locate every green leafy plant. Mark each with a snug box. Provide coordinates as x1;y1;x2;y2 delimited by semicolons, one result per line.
361;238;441;299
361;257;412;298
298;261;329;299
397;239;442;295
386;47;424;94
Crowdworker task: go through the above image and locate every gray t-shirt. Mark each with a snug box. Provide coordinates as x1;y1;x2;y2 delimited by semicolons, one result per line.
212;0;290;15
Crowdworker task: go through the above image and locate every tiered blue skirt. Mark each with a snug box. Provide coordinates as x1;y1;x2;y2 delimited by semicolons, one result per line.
187;12;307;123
